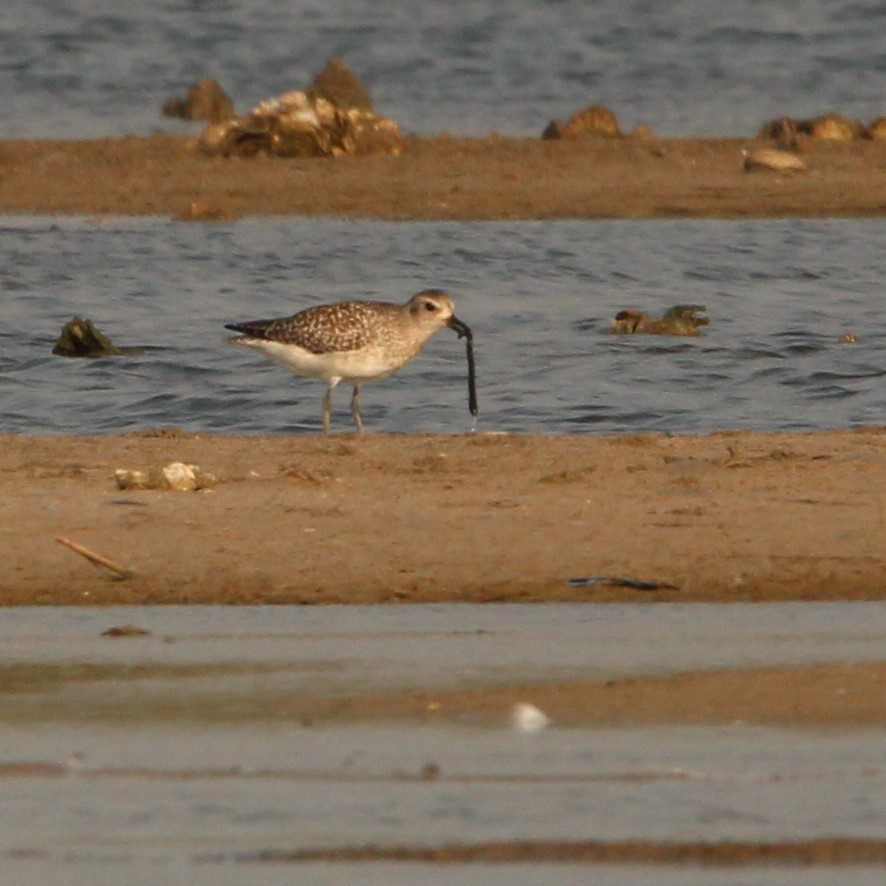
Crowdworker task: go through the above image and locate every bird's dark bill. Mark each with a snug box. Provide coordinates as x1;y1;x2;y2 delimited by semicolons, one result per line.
446;316;478;417
448;316;471;340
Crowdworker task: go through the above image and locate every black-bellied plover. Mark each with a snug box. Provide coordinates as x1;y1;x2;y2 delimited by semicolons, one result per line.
225;289;477;433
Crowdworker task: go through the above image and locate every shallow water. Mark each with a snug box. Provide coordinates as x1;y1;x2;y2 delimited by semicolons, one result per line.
1;0;884;139
3;602;884;677
0;604;884;884
2;216;885;436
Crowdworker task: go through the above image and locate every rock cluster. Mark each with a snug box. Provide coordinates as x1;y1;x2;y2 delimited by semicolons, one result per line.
175;58;404;159
542;104;623;140
757;112;886;147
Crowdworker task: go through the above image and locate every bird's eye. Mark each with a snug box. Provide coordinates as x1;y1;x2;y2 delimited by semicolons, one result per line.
424;301;437;312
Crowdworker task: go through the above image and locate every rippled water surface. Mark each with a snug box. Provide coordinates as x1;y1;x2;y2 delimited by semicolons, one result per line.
1;216;884;435
1;0;885;138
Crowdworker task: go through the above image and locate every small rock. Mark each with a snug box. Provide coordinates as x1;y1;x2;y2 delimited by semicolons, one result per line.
756;115;800;148
541;119;568;140
196;120;239;155
114;468;156;490
306;57;374;112
102;625;151;637
629;123;655;139
866;116;886;140
52;317;122;357
115;463;218;491
803;112;863;141
543;104;622;140
163;78;235;123
419;762;441;781
173;201;234;222
162;462;199;491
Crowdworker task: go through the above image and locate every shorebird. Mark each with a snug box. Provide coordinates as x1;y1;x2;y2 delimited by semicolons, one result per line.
225;289;477;433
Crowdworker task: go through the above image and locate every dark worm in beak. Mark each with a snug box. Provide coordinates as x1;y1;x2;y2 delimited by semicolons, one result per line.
448;316;478;417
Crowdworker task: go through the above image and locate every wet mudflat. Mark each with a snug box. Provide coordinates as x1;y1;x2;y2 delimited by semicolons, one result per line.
1;604;883;884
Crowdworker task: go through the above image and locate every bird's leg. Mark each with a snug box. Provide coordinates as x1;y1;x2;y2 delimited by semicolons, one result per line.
351;385;364;434
322;385;333;435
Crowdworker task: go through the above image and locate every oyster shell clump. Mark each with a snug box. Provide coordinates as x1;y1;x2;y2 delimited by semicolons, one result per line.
115;463;218;492
196;59;404;159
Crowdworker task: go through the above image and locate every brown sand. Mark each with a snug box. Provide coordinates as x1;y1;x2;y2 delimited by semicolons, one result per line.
310;661;886;728
234;838;886;866
1;132;886;219
2;428;883;606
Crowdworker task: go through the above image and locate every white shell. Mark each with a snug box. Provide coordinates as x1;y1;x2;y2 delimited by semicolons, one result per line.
512;702;551;733
742;148;807;172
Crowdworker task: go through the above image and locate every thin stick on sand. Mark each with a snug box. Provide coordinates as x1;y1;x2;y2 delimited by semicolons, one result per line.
56;536;133;580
